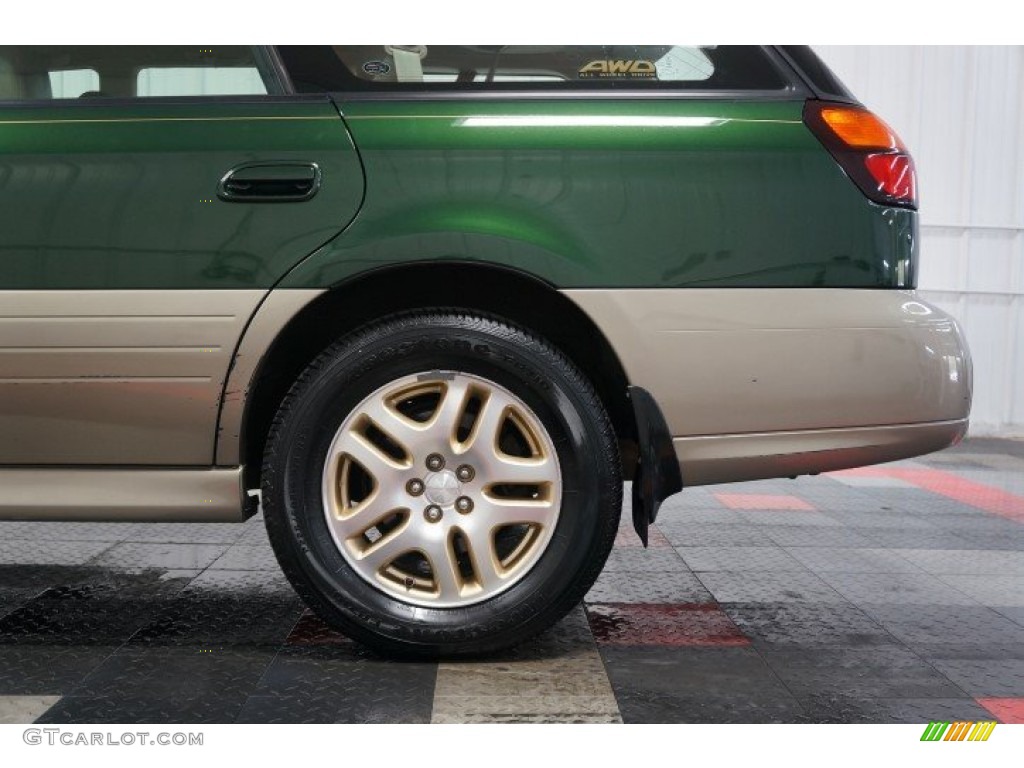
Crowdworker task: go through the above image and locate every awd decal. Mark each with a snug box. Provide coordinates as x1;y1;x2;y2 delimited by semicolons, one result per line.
578;59;657;79
920;721;997;742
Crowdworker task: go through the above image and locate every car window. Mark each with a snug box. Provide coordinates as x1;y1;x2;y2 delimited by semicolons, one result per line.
0;46;278;100
277;45;789;92
48;68;99;98
137;66;267;97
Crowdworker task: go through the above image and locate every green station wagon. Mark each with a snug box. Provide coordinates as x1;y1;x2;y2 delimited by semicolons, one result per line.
0;45;971;655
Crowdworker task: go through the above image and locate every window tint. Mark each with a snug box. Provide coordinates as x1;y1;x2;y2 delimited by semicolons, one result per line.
277;46;788;92
0;46;278;100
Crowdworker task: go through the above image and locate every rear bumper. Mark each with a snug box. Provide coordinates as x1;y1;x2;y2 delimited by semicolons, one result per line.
674;419;968;486
564;288;972;485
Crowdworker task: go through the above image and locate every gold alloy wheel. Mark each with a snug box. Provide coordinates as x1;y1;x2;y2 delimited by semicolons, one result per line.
321;371;562;608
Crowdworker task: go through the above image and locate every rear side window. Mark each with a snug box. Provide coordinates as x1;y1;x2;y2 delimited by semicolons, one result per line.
277;46;789;93
0;46;279;100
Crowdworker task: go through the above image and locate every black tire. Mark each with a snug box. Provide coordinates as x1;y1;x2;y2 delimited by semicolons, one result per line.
262;310;621;658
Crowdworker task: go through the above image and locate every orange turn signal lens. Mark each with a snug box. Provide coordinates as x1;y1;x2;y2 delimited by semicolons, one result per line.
820;107;903;150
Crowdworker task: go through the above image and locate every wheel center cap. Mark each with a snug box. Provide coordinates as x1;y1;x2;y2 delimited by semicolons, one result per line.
424;470;461;507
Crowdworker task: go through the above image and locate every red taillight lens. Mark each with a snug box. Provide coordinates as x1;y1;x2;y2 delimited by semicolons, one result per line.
804;101;918;209
865;152;916;201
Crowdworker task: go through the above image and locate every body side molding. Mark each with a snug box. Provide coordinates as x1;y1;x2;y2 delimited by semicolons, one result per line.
0;467;245;522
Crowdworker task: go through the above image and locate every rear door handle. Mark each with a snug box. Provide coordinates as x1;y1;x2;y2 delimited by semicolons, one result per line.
218;162;321;202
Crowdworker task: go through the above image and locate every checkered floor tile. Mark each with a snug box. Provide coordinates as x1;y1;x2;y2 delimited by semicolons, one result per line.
1;438;1023;723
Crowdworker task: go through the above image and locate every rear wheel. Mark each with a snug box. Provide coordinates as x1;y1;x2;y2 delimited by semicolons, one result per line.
262;311;621;657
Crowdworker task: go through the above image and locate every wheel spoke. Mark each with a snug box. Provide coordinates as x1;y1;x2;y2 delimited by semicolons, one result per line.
358;523;415;572
428;377;472;447
462;528;503;589
358;398;425;458
335;431;408;480
328;488;406;539
421;536;463;601
465;389;513;453
474;498;555;529
486;454;558;486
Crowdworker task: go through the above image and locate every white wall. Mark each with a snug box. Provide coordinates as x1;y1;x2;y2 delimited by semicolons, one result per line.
815;46;1024;436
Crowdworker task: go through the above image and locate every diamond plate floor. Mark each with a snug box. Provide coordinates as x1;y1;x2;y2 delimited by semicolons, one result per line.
1;438;1023;723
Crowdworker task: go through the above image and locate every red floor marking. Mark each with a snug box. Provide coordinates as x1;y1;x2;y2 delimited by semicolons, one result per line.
714;493;815;511
976;697;1024;724
586;603;751;647
831;466;1024;522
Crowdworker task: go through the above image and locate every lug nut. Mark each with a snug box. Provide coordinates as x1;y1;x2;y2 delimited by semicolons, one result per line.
426;453;445;472
456;464;475;482
406;478;425;496
424;505;443;523
455;496;474;514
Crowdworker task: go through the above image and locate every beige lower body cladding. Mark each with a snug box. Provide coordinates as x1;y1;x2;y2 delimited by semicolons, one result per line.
564;288;972;486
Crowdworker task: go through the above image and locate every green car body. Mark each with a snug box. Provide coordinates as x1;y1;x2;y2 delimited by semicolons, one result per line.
0;45;971;654
0;98;912;292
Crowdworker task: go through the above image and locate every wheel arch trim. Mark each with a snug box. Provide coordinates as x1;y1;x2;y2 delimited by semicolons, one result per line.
215;260;636;483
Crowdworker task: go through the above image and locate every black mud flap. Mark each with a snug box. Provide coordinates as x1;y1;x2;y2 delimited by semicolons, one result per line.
629;386;684;547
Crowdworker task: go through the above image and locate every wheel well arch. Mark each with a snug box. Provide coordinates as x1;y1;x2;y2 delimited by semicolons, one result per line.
238;262;635;490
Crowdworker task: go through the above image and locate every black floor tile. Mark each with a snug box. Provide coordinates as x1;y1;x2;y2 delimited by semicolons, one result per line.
614;692;805;724
0;565;97;590
585;569;713;603
798;695;997;724
37;694;247;724
859;529;977;550
600;645;803;723
0;585;178;646
128;595;304;647
959;531;1024;551
601;547;685;572
0;588;41;621
0;645;120;695
258;645;434;693
600;646;793;699
927;658;1024;697
70;646;277;700
658;522;776;548
996;607;1024;627
241;646;436;723
236;692;433;724
759;646;967;699
250;645;436;723
180;568;296;598
721;602;896;648
92;543;227;570
858;604;1024;659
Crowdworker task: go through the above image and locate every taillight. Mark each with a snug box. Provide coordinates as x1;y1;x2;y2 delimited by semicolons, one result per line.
804;101;918;209
864;153;916;201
